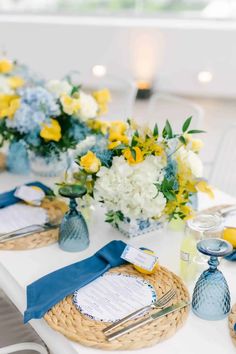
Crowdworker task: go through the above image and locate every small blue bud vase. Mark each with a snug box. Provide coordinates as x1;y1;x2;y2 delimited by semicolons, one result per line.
7;141;30;175
192;238;233;320
58;185;89;252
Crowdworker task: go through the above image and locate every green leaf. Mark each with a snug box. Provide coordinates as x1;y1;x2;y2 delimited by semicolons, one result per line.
182;116;192;132
153;123;158;137
113;143;127;150
134;130;139;138
179;136;187;145
130;148;136;161
187;129;205;134
162;120;173;139
163;190;176;201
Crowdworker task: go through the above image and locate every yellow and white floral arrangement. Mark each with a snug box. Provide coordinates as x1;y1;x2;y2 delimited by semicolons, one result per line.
71;117;213;237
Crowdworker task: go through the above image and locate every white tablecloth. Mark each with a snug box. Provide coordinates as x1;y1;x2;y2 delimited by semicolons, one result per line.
0;171;236;354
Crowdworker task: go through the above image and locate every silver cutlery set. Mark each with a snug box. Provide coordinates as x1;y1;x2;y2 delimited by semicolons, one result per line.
0;222;59;243
103;288;190;341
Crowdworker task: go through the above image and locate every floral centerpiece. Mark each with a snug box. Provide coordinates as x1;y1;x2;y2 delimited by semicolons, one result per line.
70;117;213;237
0;57;44;173
0;65;111;176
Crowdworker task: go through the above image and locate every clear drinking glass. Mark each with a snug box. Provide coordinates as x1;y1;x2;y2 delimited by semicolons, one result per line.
58;185;89;252
192;238;233;320
180;214;224;283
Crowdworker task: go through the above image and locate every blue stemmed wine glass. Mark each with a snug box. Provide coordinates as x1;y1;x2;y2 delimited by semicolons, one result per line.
192;238;233;320
58;185;89;252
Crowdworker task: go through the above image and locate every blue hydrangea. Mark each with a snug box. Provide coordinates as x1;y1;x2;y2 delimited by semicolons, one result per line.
69;121;90;142
7;86;60;134
25;130;41;147
165;159;178;190
91;146;113;167
20;87;60;117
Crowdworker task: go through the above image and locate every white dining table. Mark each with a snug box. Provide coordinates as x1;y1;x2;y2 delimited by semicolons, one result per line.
0;171;236;354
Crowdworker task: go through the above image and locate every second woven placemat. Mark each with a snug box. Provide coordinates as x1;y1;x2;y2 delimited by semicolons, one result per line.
229;304;236;346
0;197;67;251
44;264;190;350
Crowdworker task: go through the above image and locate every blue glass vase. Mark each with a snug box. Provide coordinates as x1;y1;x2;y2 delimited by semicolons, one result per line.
192;238;233;320
7;141;30;175
58;185;89;252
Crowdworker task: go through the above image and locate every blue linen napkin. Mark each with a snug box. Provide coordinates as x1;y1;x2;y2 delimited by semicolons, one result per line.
0;182;52;208
24;240;127;323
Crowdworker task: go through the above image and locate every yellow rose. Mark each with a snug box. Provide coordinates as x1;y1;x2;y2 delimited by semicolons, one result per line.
93;89;111;115
7;76;25;89
40;119;61;142
0;94;20;119
93;89;111;104
80;151;101;174
60;94;80;115
123;146;144;165
0;59;13;73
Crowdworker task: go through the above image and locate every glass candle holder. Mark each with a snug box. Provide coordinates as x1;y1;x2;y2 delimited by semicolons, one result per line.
192;238;233;320
58;185;89;252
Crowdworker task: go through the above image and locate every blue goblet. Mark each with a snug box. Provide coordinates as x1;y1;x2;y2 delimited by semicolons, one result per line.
192;238;233;320
58;185;89;252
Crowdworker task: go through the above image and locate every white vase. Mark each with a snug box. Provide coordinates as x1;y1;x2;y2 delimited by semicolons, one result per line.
29;151;69;177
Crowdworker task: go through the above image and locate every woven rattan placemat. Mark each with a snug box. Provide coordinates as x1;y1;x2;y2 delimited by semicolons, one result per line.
229;304;236;346
0;198;67;250
0;152;6;172
44;264;190;350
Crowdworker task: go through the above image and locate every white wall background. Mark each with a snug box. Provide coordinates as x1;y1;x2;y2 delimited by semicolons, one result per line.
0;15;236;98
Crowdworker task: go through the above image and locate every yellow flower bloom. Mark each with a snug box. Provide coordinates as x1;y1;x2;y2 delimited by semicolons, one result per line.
108;141;121;150
93;89;111;115
40;119;61;142
87;119;110;135
183;133;204;153
0;94;20;119
80;151;101;174
196;180;214;199
191;138;204;153
0;59;13;73
110;121;127;135
7;76;25;89
109;132;129;143
123;146;144;165
60;94;80;115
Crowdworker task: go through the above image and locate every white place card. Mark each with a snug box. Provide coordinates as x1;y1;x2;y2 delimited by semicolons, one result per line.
0;204;48;233
121;245;158;271
73;273;157;322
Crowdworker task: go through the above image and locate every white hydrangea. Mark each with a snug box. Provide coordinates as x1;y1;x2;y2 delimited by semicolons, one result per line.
94;155;167;219
79;91;98;121
176;146;203;178
0;76;13;94
46;80;72;98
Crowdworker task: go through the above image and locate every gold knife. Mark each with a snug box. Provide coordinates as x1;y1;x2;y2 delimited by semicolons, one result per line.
105;301;190;342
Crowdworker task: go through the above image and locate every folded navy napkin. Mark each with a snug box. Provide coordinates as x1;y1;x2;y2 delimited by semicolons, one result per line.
24;240;127;323
0;182;52;208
